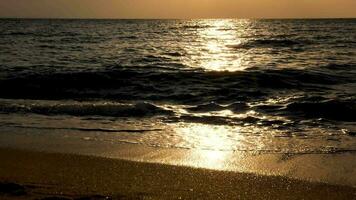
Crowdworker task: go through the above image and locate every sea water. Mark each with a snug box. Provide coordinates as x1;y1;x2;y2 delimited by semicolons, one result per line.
0;19;355;167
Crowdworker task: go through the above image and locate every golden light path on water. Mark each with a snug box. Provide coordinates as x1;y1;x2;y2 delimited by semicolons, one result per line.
169;19;257;168
195;19;252;71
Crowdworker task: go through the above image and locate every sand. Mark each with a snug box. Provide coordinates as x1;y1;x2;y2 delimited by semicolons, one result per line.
0;148;355;200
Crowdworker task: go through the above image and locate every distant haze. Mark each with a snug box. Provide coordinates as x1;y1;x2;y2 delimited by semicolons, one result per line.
0;0;355;19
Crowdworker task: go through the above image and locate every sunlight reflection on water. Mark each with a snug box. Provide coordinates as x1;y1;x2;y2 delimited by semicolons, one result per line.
175;123;240;151
173;123;237;169
186;19;253;71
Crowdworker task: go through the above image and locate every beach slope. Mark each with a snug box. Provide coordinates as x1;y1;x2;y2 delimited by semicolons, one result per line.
0;148;355;200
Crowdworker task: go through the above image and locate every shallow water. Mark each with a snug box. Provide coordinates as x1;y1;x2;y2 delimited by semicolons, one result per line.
0;19;355;156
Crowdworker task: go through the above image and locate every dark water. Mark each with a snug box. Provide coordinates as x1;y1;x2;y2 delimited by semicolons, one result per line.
0;19;355;153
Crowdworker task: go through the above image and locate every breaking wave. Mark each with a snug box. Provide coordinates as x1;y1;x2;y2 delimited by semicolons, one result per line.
0;101;172;117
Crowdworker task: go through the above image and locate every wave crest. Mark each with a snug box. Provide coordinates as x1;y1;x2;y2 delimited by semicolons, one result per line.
0;101;173;117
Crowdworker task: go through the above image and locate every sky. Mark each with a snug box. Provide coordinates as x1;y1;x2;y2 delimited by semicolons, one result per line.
0;0;355;19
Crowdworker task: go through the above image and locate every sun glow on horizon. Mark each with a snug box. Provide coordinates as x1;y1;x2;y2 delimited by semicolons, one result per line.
0;0;355;19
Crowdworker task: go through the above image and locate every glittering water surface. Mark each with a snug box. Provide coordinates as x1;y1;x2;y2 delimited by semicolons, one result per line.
0;19;355;155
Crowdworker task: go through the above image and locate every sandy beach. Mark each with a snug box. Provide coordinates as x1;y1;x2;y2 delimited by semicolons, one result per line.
0;148;355;200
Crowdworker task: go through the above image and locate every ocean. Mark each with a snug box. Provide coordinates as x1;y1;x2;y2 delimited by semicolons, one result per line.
0;19;355;159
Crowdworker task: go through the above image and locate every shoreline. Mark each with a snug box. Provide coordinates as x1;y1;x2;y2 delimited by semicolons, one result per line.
2;128;356;187
0;148;356;199
2;128;356;188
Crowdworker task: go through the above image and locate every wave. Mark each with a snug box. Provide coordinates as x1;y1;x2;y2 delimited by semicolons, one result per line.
6;125;163;133
227;39;306;49
164;52;185;57
181;25;212;29
0;99;271;126
186;102;227;112
1;97;355;124
187;102;249;113
0;31;81;37
0;67;351;102
0;32;32;36
285;99;356;122
184;97;356;122
117;35;139;39
175;115;267;126
322;63;356;70
0;101;173;117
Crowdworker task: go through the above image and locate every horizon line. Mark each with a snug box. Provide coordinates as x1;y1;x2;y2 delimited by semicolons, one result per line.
1;17;356;20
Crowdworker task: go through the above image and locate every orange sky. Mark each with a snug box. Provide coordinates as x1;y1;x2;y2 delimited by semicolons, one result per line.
0;0;355;19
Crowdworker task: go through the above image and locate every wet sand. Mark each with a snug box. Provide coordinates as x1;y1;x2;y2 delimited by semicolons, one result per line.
0;148;355;200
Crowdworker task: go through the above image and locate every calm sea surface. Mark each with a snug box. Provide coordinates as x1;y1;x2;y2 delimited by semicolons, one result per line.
0;19;355;154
